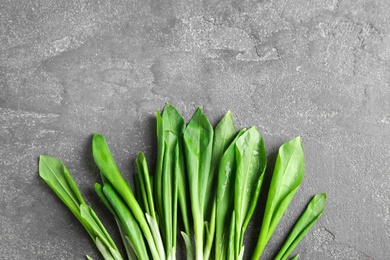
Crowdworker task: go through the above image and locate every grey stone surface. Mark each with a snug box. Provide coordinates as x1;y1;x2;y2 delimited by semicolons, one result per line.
1;0;389;259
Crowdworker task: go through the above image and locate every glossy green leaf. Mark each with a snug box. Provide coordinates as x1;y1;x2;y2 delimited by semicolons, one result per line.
252;136;305;259
204;111;237;259
95;237;115;260
227;212;236;260
92;133;161;260
161;139;175;254
136;152;156;220
39;155;82;217
102;183;149;259
146;213;167;260
183;107;213;260
95;183;138;260
215;128;246;260
155;109;164;223
154;103;186;258
275;193;327;260
39;155;122;260
234;127;267;258
79;205;122;259
209;111;237;208
211;111;236;169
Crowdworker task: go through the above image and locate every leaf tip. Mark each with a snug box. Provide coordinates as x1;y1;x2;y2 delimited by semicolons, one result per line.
295;136;302;142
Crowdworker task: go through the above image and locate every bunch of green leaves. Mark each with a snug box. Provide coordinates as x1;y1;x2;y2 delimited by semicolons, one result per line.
39;103;326;260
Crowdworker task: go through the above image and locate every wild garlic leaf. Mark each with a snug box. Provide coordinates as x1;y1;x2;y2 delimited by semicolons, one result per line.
227;212;236;260
275;193;327;260
39;155;122;260
39;155;94;239
155;109;164;223
95;237;115;260
92;133;136;210
92;133;161;260
215;128;246;260
234;127;267;257
102;183;149;260
146;213;167;260
183;107;213;260
253;136;305;259
39;155;82;215
156;103;186;256
181;231;194;260
95;183;138;260
210;111;237;201
79;204;119;253
204;111;237;260
161;138;176;254
136;152;156;220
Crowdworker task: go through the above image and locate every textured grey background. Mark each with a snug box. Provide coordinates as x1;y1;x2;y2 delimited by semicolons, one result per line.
1;0;389;259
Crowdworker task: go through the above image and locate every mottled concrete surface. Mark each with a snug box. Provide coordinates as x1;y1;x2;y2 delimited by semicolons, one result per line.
1;0;389;259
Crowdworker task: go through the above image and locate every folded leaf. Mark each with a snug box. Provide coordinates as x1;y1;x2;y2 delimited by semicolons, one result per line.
39;155;82;216
204;111;237;259
215;128;246;260
275;193;327;260
252;136;305;259
39;155;122;260
102;183;149;259
234;127;267;258
183;107;213;260
136;152;156;220
92;133;161;260
181;231;194;260
154;103;186;258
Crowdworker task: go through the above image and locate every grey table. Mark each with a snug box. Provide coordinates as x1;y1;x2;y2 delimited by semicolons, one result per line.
1;0;389;259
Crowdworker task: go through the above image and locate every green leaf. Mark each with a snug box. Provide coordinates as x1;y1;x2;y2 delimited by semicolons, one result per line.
124;236;139;260
95;237;115;260
209;111;237;207
146;213;167;259
161;139;175;254
234;127;267;258
154;103;186;258
215;128;246;260
155;109;164;223
183;107;214;260
39;155;82;217
80;205;120;254
96;183;139;260
275;193;327;260
39;155;122;260
117;220;138;259
227;212;236;260
92;133;161;260
204;111;237;260
102;183;149;260
181;231;194;260
203;203;216;259
136;152;156;220
252;136;305;259
291;254;300;260
95;183;116;217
